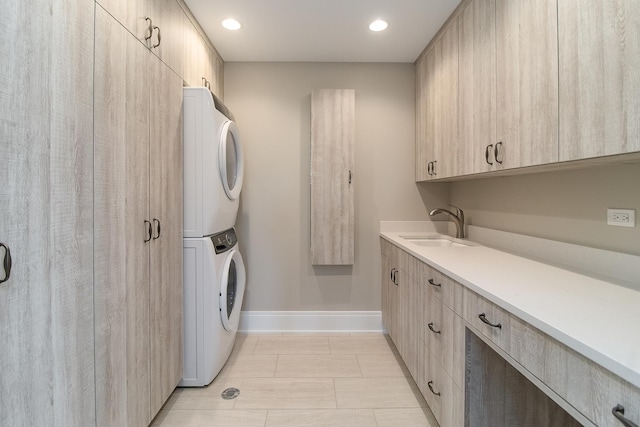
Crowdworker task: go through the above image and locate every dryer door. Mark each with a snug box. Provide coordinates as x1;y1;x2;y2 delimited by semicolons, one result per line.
218;121;244;200
219;248;246;331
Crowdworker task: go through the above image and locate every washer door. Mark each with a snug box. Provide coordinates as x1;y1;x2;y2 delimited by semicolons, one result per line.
219;248;246;332
218;120;244;200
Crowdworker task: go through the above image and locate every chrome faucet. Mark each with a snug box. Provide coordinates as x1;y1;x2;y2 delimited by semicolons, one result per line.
429;205;466;239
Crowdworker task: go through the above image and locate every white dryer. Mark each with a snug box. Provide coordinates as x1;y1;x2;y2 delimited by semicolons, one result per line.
181;228;246;387
183;87;244;237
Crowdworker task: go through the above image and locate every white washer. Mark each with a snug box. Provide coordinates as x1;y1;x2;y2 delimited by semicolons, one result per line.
183;87;244;237
181;228;246;387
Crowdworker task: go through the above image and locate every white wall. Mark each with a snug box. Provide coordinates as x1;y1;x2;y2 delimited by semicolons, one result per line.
224;62;449;311
451;164;640;256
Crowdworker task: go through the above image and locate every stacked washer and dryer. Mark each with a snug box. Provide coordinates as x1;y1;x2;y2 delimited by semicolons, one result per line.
181;87;246;387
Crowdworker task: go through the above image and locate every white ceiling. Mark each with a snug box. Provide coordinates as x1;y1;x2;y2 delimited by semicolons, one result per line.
184;0;461;63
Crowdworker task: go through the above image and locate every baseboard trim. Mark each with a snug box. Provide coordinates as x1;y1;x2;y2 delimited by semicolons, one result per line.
238;311;384;333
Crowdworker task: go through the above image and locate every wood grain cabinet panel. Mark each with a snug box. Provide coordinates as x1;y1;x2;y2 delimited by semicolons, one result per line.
462;287;511;352
94;10;152;426
420;262;463;312
310;89;355;265
458;0;498;175
558;0;640;160
434;20;460;178
495;0;559;169
416;20;459;181
149;51;184;418
0;0;96;424
415;52;429;181
400;272;424;380
96;0;183;76
422;344;459;427
543;335;640;427
457;0;559;174
95;8;183;425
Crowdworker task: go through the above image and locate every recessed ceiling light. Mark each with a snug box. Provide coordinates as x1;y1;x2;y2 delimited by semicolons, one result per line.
369;19;388;32
222;18;242;31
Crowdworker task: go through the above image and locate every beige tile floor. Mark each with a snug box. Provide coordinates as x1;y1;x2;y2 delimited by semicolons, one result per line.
152;333;438;427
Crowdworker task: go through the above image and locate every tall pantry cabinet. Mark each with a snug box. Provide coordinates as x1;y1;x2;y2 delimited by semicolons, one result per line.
94;6;183;426
0;0;96;425
2;0;220;424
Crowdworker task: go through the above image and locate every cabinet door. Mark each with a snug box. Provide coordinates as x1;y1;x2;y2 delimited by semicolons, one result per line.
213;54;225;99
96;0;151;44
558;0;640;160
150;0;184;76
0;0;95;424
417;20;459;181
434;20;460;178
94;8;151;426
415;51;432;181
310;89;355;265
496;0;558;168
183;19;209;87
149;55;184;417
458;0;498;175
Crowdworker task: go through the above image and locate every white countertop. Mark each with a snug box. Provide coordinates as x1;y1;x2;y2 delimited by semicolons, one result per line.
380;227;640;389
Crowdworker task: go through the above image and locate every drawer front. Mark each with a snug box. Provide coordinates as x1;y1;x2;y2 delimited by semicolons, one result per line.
462;288;511;352
543;335;640;427
422;345;461;427
497;304;640;427
423;295;466;390
421;262;463;312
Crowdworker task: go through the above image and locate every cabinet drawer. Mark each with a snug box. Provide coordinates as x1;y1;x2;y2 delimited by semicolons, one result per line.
462;288;511;352
542;334;640;427
421;262;463;312
421;345;462;427
498;307;640;427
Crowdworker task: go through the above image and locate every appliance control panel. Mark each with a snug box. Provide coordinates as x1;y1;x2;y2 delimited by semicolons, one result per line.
210;228;237;254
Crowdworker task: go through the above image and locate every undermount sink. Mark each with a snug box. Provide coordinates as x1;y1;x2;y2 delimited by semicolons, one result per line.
399;235;474;248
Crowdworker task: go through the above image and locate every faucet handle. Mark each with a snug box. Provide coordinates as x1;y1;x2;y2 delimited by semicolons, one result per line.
449;204;464;217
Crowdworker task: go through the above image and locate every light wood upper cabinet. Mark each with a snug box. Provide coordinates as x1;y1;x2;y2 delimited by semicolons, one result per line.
415;49;436;181
458;0;497;175
310;89;355;265
416;21;460;181
434;20;460;178
456;0;559;176
0;0;96;424
96;0;183;76
495;0;559;169
558;0;640;161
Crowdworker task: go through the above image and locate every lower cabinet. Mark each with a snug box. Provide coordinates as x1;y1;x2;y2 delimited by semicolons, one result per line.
94;8;183;426
380;238;640;427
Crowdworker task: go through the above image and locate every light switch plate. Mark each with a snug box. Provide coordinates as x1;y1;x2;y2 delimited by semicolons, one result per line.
607;209;635;227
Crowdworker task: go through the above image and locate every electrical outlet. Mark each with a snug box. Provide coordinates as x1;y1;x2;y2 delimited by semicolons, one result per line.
607;209;636;227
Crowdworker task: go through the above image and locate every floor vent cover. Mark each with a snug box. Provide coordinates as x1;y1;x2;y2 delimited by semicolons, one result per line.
221;387;240;400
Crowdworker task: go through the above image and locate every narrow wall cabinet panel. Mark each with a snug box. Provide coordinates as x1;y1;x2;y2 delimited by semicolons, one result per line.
94;7;183;425
458;0;498;175
149;55;184;417
434;21;460;178
310;89;355;265
558;0;640;161
415;48;435;181
416;20;459;181
94;9;152;426
0;0;95;424
495;0;559;169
